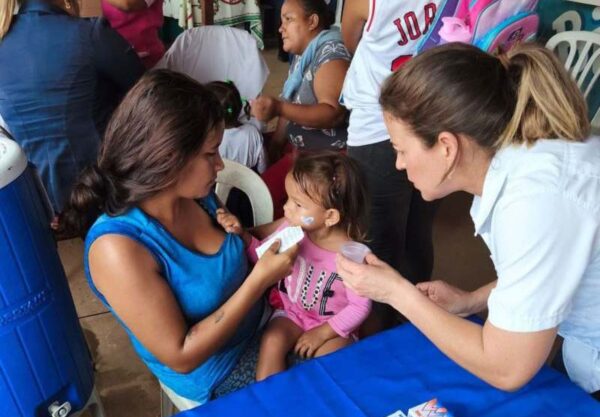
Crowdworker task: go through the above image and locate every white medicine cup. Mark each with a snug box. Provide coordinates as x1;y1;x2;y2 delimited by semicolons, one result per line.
340;242;370;264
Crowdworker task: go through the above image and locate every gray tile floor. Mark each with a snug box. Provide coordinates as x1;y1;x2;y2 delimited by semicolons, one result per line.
60;48;496;417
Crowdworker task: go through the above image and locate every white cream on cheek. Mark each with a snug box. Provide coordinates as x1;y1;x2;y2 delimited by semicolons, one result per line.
300;216;314;226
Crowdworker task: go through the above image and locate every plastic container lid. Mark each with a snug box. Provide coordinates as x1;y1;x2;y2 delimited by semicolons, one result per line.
0;136;28;189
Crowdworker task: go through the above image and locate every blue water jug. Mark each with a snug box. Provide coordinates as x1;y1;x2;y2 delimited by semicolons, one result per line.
0;136;95;417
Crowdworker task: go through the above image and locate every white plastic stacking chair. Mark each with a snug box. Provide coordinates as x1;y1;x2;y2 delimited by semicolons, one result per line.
160;382;200;417
333;0;344;28
216;159;274;226
546;31;600;134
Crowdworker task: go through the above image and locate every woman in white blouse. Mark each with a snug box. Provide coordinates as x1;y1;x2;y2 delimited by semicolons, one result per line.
336;42;600;397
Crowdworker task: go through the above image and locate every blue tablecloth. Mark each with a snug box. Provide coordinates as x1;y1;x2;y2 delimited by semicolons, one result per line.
177;322;600;416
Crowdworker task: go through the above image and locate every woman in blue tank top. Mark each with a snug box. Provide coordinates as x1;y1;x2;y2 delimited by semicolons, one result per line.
59;70;298;408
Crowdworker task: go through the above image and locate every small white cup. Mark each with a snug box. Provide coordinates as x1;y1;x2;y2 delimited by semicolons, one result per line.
340;242;370;264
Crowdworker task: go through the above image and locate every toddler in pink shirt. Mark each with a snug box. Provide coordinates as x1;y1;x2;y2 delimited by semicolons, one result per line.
217;152;372;380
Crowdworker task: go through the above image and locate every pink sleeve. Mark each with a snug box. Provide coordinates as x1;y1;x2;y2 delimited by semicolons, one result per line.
246;236;261;264
327;289;372;338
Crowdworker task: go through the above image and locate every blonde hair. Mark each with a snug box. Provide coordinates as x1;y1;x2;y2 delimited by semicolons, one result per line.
496;43;589;148
1;0;19;40
380;42;590;153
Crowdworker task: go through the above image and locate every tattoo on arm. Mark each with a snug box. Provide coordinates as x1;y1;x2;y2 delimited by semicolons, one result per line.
184;309;224;342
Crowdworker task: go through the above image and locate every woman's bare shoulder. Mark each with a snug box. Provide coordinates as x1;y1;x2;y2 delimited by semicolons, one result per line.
88;234;159;281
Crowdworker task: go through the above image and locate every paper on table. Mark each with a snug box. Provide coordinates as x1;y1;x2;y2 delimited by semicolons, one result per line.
255;226;304;258
386;411;408;417
408;399;453;417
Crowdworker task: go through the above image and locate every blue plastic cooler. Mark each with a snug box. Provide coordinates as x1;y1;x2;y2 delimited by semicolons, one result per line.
0;137;97;417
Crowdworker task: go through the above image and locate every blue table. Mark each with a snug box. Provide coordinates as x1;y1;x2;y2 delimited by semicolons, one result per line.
177;323;600;416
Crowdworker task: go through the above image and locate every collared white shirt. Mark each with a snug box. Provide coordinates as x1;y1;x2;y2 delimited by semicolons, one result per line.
470;137;600;393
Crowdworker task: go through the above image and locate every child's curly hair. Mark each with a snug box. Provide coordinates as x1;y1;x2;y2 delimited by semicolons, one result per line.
292;151;369;242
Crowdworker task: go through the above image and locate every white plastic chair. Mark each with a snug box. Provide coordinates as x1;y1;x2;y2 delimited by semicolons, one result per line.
216;159;274;226
546;31;600;133
160;382;200;417
333;0;344;28
155;26;269;101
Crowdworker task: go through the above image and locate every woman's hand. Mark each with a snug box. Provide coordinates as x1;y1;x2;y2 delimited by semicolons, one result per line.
216;208;243;235
250;96;281;122
335;253;405;305
251;240;299;290
415;281;473;317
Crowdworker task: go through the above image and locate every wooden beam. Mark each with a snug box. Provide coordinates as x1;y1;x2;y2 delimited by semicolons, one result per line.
202;0;214;25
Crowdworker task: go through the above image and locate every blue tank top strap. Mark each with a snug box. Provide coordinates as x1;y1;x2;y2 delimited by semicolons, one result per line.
199;193;220;216
85;193;220;273
197;194;225;231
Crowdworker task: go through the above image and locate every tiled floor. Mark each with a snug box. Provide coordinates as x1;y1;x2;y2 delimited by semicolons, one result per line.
60;47;496;417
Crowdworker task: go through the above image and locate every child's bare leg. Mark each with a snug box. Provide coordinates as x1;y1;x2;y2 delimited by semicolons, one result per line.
314;336;354;357
256;317;303;381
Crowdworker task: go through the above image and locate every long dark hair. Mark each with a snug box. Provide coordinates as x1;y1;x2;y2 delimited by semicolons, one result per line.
292;151;369;242
59;69;224;236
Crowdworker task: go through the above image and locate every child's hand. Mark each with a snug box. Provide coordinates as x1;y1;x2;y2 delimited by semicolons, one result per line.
294;323;336;359
216;208;243;235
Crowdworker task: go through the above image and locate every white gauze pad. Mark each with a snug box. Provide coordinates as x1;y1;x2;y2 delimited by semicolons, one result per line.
255;226;304;258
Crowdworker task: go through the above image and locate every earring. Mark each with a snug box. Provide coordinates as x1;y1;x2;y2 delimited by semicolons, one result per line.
64;0;72;9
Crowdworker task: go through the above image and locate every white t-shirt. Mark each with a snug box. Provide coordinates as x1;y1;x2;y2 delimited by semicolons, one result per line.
470;137;600;393
341;0;441;146
219;123;267;174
